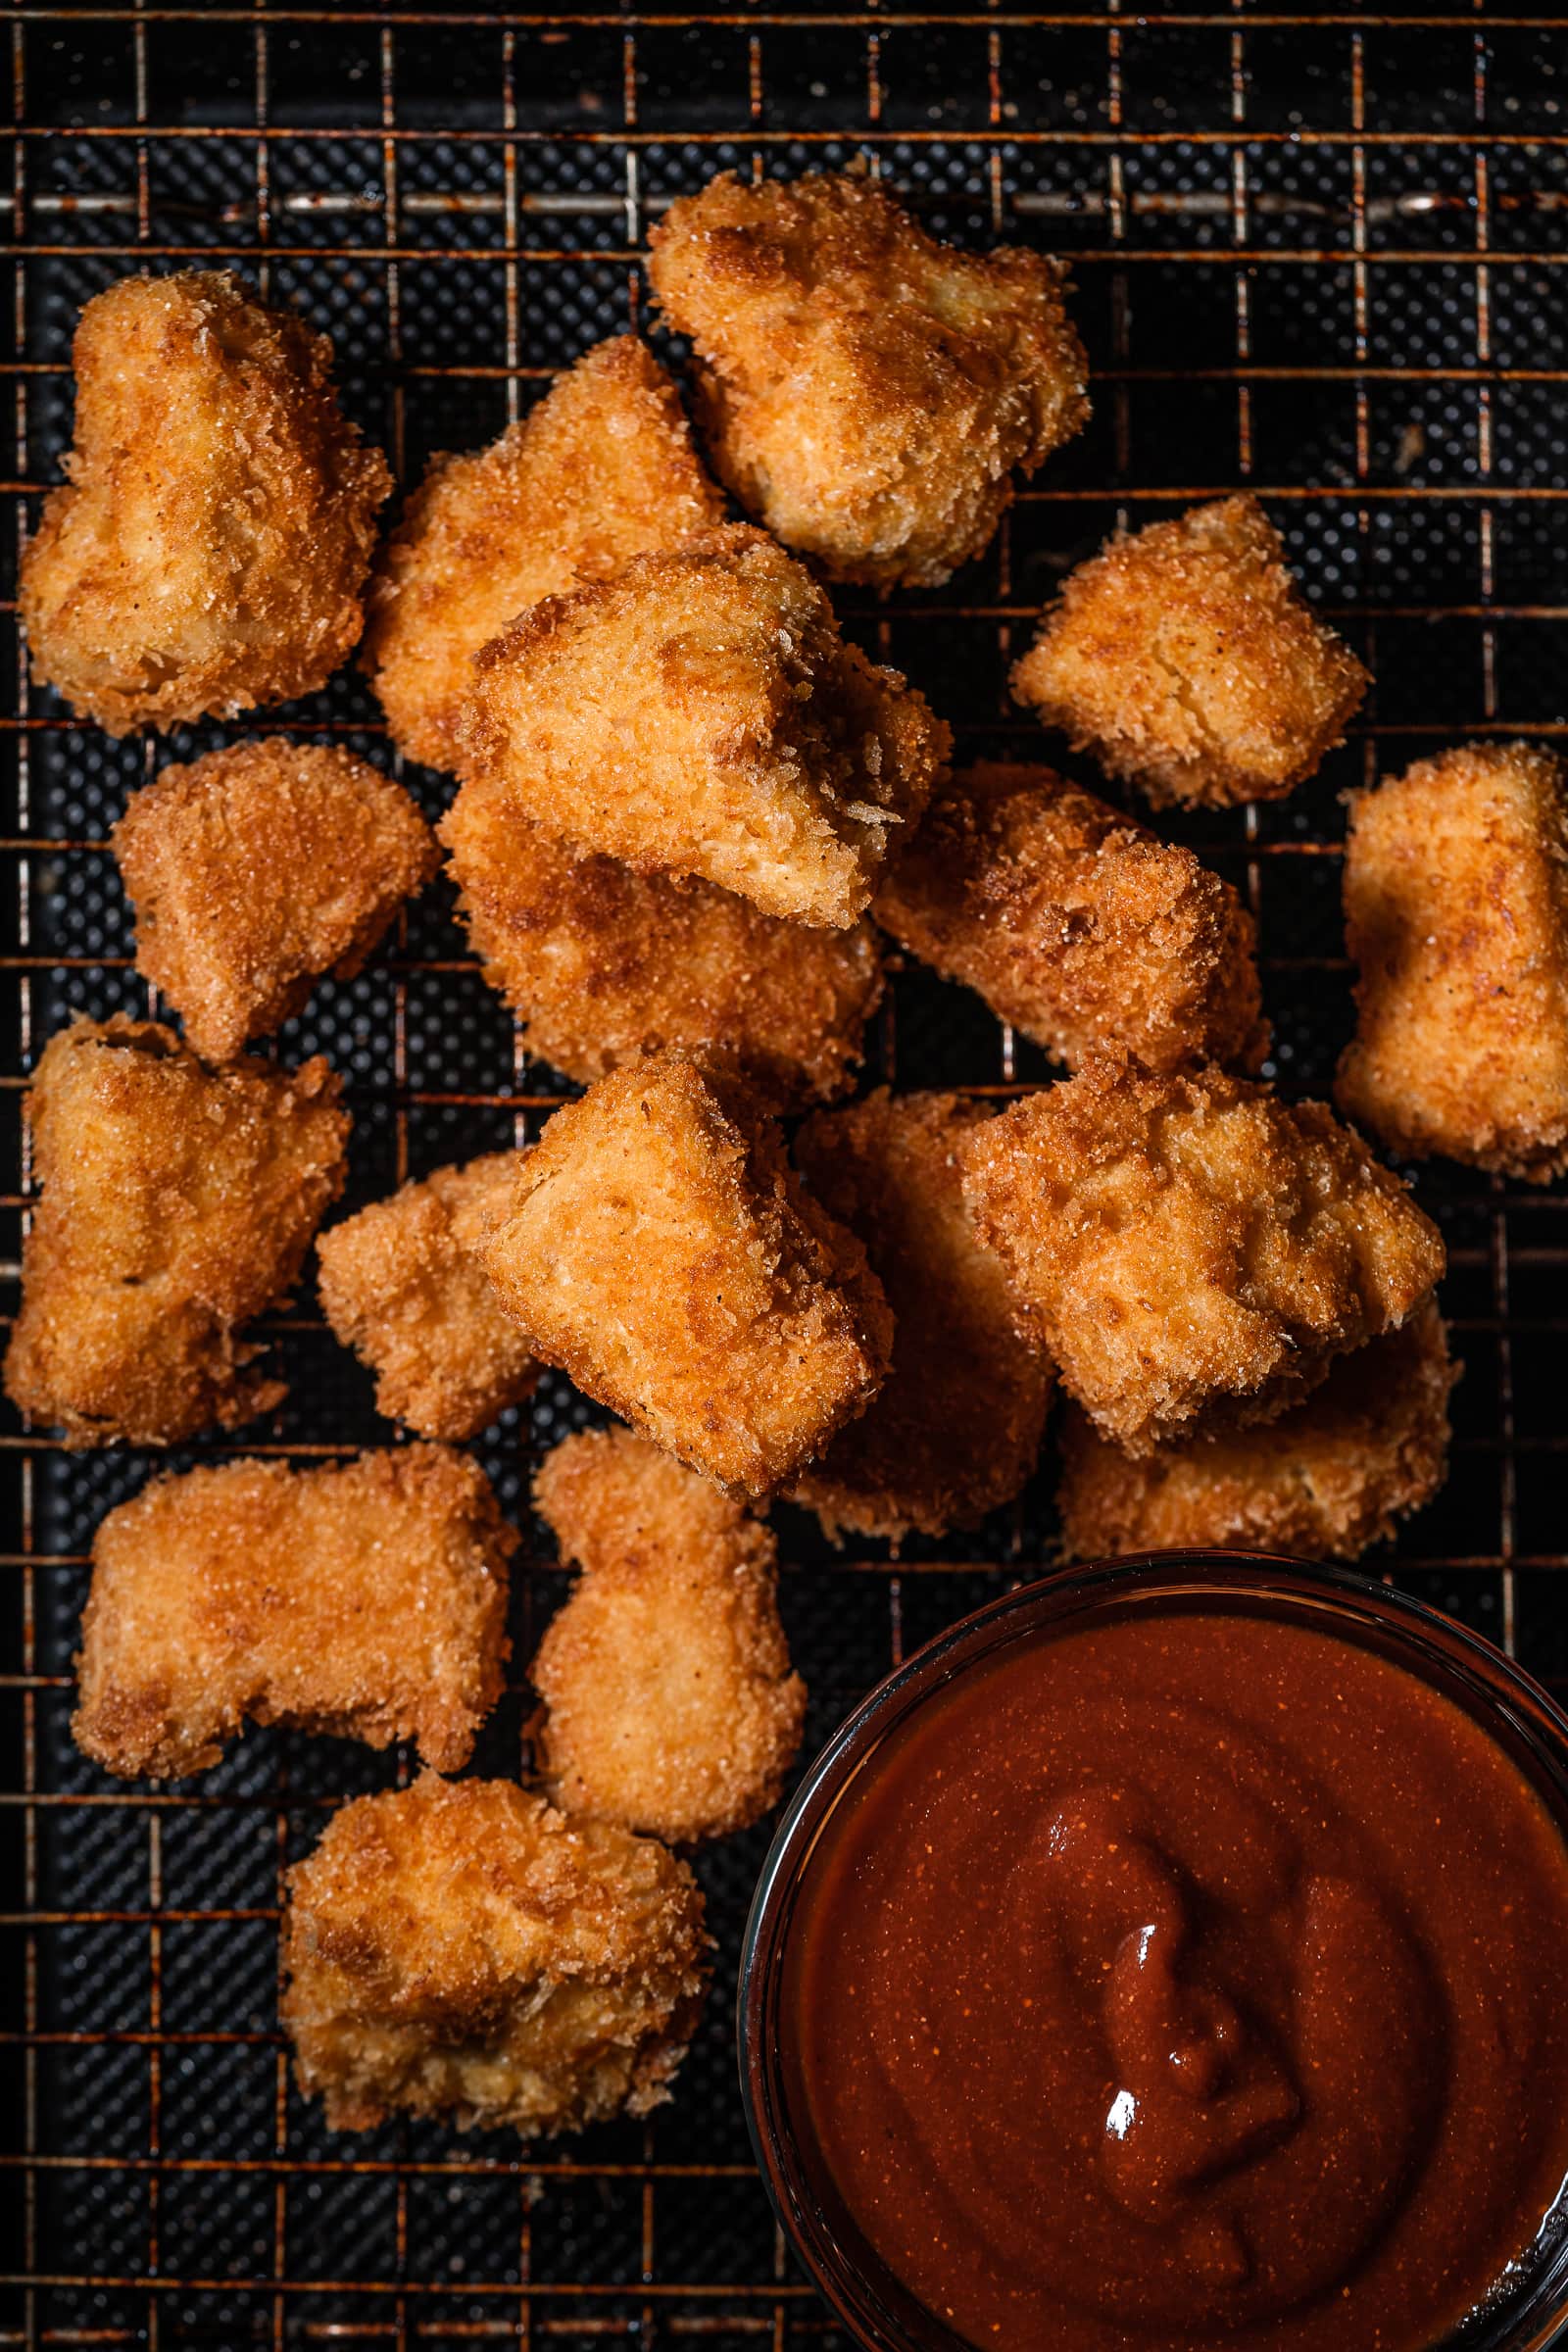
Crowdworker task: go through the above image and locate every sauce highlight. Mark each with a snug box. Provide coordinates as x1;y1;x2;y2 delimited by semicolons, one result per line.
782;1609;1568;2351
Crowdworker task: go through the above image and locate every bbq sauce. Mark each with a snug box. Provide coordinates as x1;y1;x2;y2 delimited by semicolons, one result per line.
782;1609;1568;2351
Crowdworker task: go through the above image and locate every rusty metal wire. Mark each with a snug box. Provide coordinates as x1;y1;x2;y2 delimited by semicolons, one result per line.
2;3;1566;2346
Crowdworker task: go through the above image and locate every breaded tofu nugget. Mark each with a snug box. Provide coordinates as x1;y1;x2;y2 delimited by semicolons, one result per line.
440;792;882;1104
1010;497;1368;809
1056;1297;1456;1563
531;1428;806;1842
649;170;1088;590
112;739;438;1061
477;1053;893;1498
74;1445;515;1779
317;1153;539;1440
458;524;949;930
22;270;390;734
282;1775;710;2135
4;1017;349;1446
366;335;724;771
874;762;1268;1076
959;1056;1445;1456
791;1091;1054;1541
1336;743;1568;1182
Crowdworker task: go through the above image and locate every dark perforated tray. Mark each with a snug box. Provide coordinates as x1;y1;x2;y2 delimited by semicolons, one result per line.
2;4;1566;2345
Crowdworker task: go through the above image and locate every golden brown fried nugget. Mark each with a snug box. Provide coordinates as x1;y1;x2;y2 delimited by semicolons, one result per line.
1336;743;1568;1183
531;1428;806;1842
4;1017;349;1446
649;170;1088;590
791;1091;1054;1541
459;524;949;930
1057;1298;1457;1563
366;335;724;771
477;1054;893;1499
112;739;438;1061
22;270;390;734
317;1153;539;1441
1010;497;1368;809
959;1057;1445;1456
874;763;1269;1076
440;792;882;1104
74;1446;515;1779
283;1775;710;2136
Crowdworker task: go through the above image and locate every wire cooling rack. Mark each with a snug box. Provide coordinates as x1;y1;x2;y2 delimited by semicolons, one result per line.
2;2;1566;2346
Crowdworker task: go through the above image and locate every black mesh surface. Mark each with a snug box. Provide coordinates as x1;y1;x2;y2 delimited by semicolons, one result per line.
2;4;1566;2346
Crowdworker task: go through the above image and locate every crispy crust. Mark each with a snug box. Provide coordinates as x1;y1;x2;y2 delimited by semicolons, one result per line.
1336;743;1568;1182
531;1428;806;1842
365;335;724;771
1010;497;1368;808
457;523;950;930
791;1090;1054;1541
874;762;1269;1075
476;1053;894;1499
649;169;1089;589
74;1446;516;1779
958;1056;1446;1456
22;270;390;734
112;739;438;1061
3;1017;350;1446
281;1776;710;2136
1056;1298;1458;1562
440;794;883;1106
317;1154;540;1441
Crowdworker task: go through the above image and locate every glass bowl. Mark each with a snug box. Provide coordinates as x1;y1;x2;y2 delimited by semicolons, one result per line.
739;1551;1568;2352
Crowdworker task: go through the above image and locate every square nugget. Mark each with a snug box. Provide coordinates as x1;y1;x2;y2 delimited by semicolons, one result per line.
440;794;883;1105
113;738;437;1061
282;1776;709;2136
959;1056;1445;1454
476;1053;893;1497
874;761;1268;1075
74;1446;516;1779
648;168;1088;590
1336;742;1568;1181
3;1016;349;1446
317;1153;540;1440
1010;496;1367;808
1056;1298;1457;1562
457;524;949;929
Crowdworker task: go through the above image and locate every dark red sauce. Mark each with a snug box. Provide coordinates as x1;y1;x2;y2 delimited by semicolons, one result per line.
782;1609;1568;2350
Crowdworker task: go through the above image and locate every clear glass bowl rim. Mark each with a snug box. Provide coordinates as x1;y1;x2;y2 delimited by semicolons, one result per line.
737;1548;1568;2352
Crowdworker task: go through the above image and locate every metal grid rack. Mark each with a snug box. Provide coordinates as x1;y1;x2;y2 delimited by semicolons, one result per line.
1;1;1565;2345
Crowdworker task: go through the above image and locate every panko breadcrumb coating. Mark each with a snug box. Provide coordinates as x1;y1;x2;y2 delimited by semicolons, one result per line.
458;524;949;930
1010;497;1368;809
959;1056;1445;1456
1056;1297;1457;1564
440;793;882;1104
74;1446;516;1779
531;1428;806;1843
4;1017;349;1447
366;335;724;771
22;270;390;734
649;169;1088;590
477;1053;893;1499
874;762;1268;1075
282;1775;710;2136
1336;743;1568;1183
112;739;438;1061
317;1153;539;1441
791;1091;1054;1541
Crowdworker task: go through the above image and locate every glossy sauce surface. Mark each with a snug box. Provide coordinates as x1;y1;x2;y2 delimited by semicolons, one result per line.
782;1609;1568;2351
